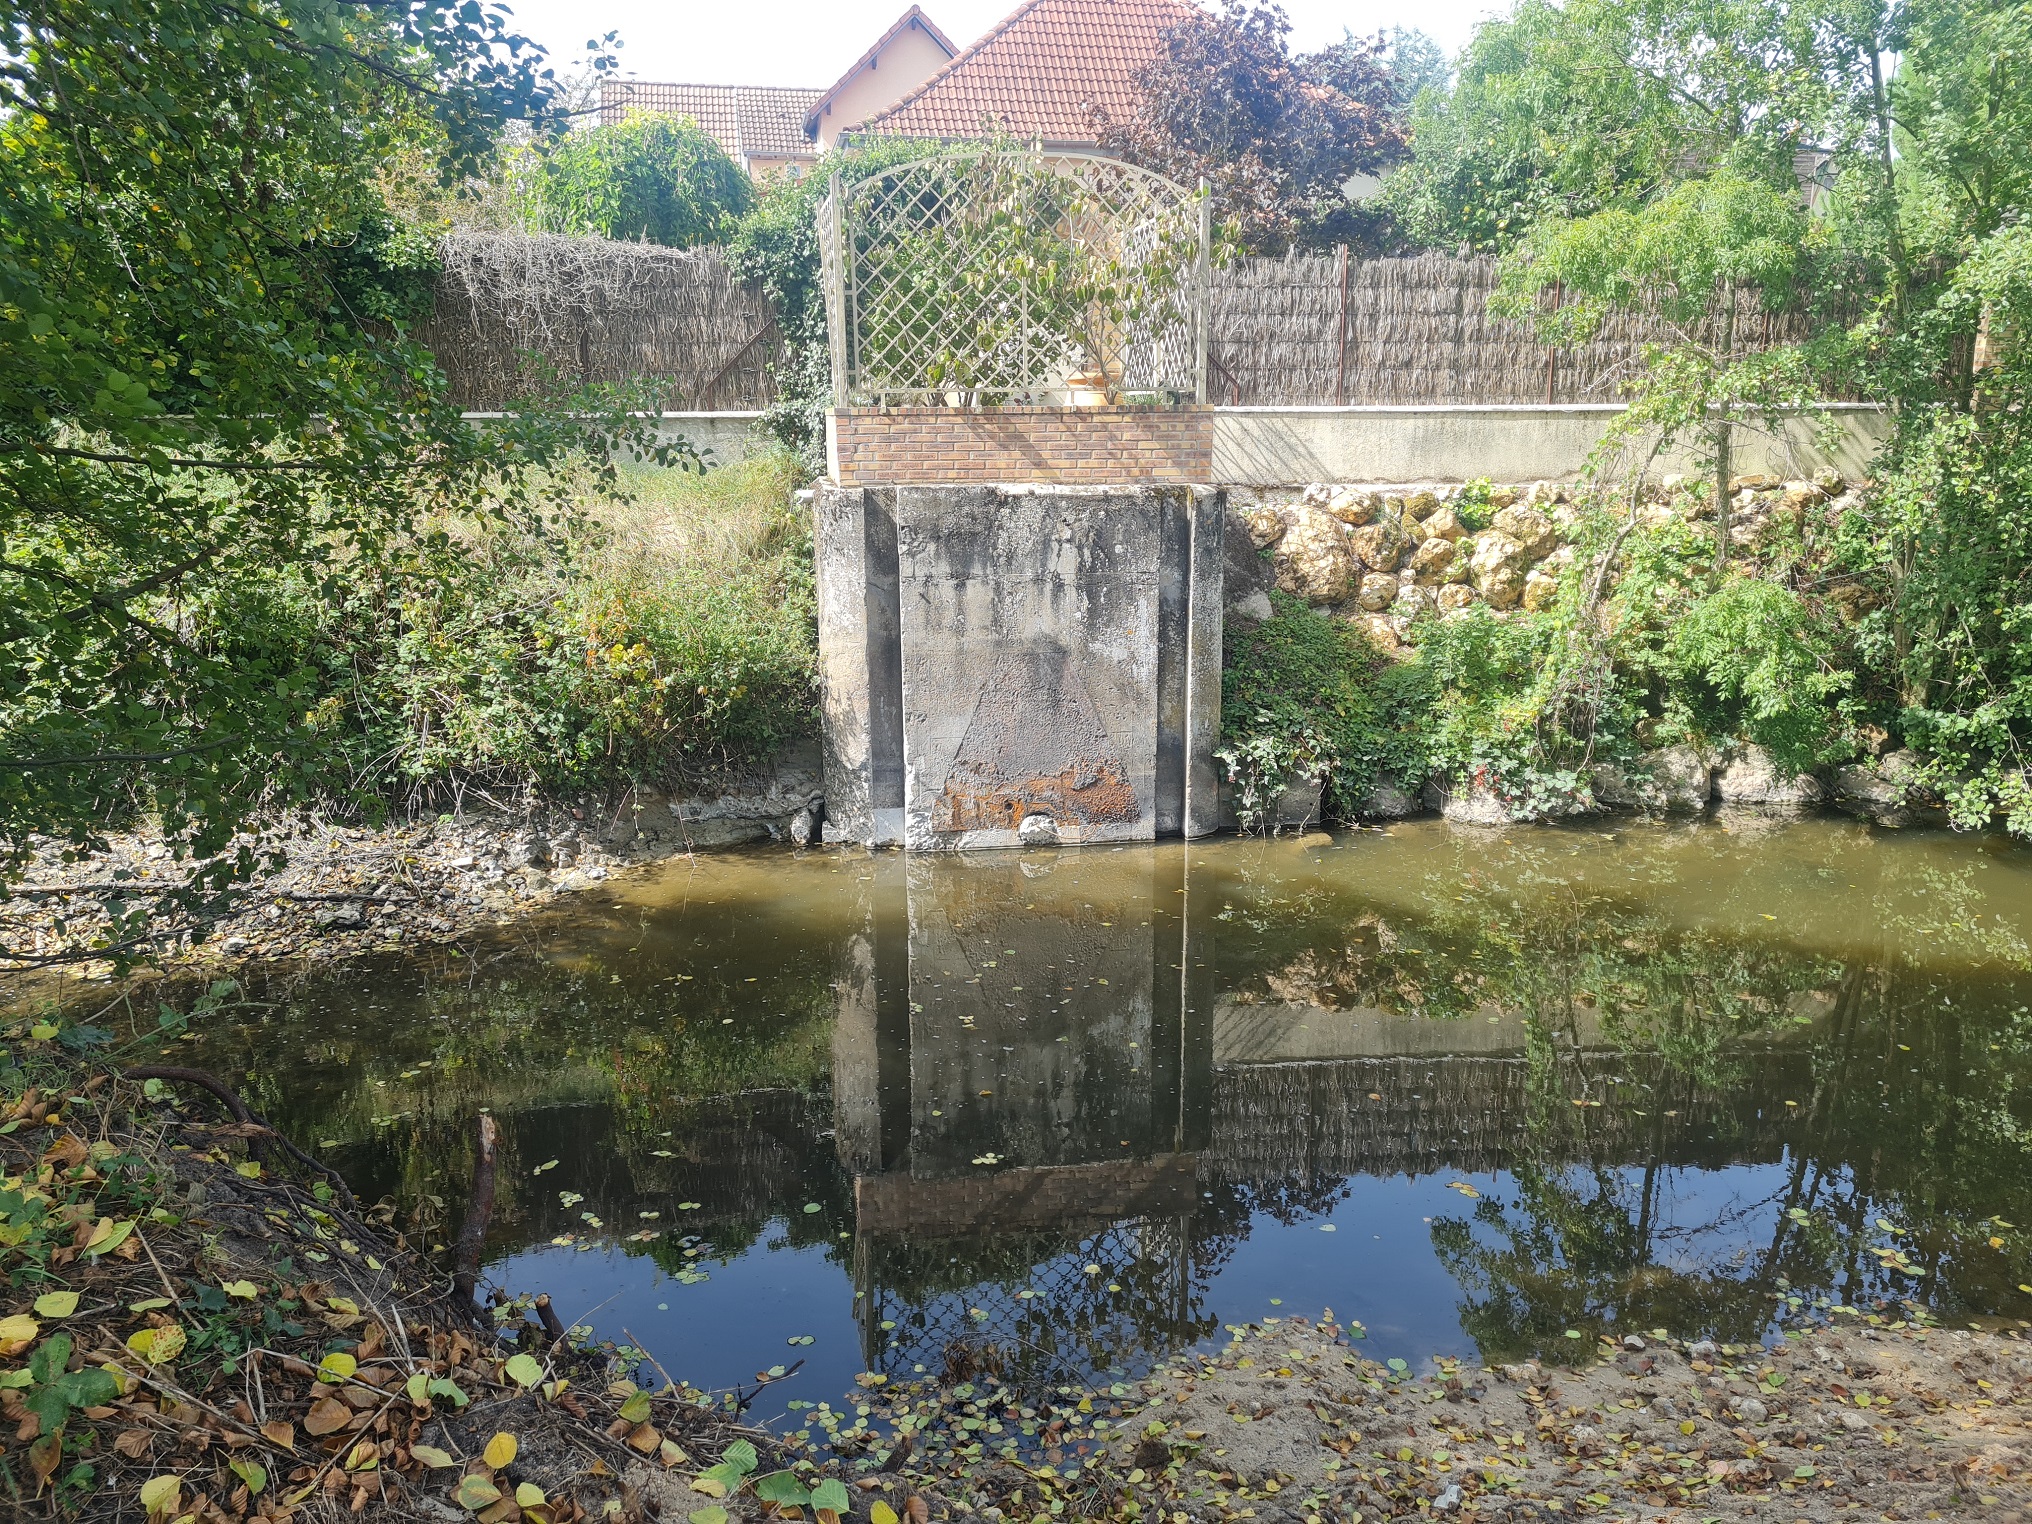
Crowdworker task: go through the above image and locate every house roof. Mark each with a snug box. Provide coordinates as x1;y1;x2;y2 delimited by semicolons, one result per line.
599;81;824;161
807;7;960;134
853;0;1200;145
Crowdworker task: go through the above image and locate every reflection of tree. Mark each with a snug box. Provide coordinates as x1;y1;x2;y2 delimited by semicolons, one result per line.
1409;848;2032;1360
171;920;843;1270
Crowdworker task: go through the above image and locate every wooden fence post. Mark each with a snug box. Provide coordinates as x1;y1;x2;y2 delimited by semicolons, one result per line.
1334;244;1351;406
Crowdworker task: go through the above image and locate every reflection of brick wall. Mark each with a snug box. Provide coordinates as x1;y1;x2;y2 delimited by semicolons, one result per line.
827;406;1213;485
854;1154;1199;1236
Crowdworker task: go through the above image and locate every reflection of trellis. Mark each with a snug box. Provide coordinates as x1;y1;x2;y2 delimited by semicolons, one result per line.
817;149;1210;407
855;1217;1204;1388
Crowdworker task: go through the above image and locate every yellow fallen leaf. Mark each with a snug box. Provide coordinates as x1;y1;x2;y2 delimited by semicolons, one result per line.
139;1474;181;1518
221;1280;259;1300
484;1431;517;1469
690;1476;728;1498
516;1483;547;1507
410;1445;457;1469
318;1351;357;1383
0;1314;40;1344
871;1504;900;1524
125;1325;184;1364
33;1291;79;1318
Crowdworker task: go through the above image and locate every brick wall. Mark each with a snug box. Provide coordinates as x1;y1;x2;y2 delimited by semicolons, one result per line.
827;406;1214;486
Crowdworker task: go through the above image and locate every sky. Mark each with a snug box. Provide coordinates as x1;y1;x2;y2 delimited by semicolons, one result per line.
494;0;1510;91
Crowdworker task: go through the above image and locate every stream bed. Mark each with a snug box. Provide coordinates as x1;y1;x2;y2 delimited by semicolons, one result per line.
165;817;2032;1419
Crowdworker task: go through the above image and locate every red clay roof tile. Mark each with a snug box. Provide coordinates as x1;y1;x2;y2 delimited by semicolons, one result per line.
853;0;1200;145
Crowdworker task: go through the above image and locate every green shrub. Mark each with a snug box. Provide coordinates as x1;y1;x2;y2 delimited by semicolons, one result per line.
1218;594;1432;826
524;114;751;247
188;451;817;812
1665;576;1852;772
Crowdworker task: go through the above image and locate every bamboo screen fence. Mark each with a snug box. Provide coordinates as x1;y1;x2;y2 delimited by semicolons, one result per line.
418;232;784;411
420;236;1815;410
1207;250;1819;406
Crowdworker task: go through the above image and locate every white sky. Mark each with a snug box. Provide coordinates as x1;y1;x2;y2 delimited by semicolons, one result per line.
495;0;1508;90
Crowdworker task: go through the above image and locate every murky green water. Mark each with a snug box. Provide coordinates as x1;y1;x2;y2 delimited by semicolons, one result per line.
163;819;2032;1414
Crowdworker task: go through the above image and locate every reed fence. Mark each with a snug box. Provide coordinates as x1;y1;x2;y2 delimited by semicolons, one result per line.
417;232;784;412
419;235;1819;411
1207;250;1820;406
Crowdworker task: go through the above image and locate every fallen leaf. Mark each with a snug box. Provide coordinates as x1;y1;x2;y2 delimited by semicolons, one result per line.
260;1420;295;1449
484;1432;518;1469
221;1280;259;1300
516;1483;547;1507
230;1458;268;1495
409;1446;458;1469
456;1475;502;1512
32;1291;79;1318
304;1397;352;1436
628;1422;662;1454
502;1352;543;1388
139;1474;181;1519
318;1351;357;1383
113;1428;153;1459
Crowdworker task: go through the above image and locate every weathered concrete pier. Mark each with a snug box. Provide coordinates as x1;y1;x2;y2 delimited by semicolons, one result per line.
815;474;1225;849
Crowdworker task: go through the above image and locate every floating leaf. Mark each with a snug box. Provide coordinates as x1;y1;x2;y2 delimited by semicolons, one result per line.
456;1475;503;1511
318;1351;356;1383
810;1479;852;1513
33;1291;79;1318
484;1432;518;1469
229;1459;268;1495
139;1474;181;1518
802;1203;822;1213
1447;1181;1480;1198
410;1445;458;1469
503;1352;544;1388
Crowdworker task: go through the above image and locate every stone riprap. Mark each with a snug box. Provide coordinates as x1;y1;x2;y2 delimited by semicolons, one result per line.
817;484;1225;850
1226;472;1952;830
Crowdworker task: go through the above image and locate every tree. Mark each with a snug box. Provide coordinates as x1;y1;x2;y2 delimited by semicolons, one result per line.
1385;0;1847;255
524;112;753;247
1493;170;1814;566
0;0;665;961
1093;1;1404;253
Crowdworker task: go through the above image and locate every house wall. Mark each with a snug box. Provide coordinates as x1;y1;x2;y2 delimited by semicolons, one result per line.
814;24;957;148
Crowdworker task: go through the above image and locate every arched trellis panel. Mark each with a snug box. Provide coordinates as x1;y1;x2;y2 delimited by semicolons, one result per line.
818;148;1210;407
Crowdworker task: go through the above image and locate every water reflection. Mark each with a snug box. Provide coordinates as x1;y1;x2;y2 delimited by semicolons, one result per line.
166;821;2032;1404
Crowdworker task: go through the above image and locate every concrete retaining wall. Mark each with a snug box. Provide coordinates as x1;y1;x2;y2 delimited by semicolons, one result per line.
1213;404;1892;487
816;484;1225;849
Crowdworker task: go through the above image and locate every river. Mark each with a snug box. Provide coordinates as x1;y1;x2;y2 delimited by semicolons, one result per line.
164;817;2032;1418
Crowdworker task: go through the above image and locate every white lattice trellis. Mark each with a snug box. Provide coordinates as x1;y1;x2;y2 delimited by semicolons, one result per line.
819;148;1210;407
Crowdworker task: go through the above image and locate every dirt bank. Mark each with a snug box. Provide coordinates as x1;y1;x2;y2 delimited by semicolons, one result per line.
0;1039;859;1521
2;749;823;981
